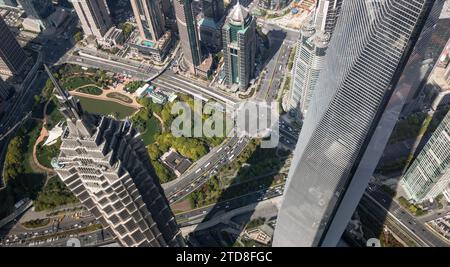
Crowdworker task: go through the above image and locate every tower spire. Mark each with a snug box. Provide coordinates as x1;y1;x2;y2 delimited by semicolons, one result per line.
44;64;84;121
44;64;95;137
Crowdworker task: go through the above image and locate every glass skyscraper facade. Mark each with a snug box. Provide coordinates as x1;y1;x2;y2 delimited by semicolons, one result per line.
174;0;202;72
222;3;256;91
17;0;54;20
72;0;113;39
402;110;450;203
130;0;166;41
274;0;450;247
0;16;30;80
288;0;341;120
0;0;18;7
202;0;224;22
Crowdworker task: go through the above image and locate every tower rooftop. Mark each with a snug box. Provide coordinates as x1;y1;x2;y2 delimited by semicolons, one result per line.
228;2;249;26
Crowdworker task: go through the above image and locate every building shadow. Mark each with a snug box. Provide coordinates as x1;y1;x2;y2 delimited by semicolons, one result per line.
186;139;289;247
257;29;286;73
343;16;450;247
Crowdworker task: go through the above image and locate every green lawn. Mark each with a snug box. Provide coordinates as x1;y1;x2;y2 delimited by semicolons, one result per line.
76;96;138;119
141;116;161;145
106;92;133;104
36;140;61;169
63;76;95;91
77;86;103;95
33;176;78;212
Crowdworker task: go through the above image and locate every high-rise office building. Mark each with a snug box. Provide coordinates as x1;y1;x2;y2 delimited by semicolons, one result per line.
313;0;342;34
288;20;330;119
17;0;55;20
222;3;256;91
174;0;202;73
0;16;29;80
401;110;450;203
274;0;450;247
0;78;10;100
72;0;113;39
130;0;166;42
288;0;341;119
44;65;185;247
199;0;225;52
202;0;223;22
0;0;18;7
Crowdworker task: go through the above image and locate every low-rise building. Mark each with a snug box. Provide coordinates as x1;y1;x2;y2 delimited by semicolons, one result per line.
244;224;274;246
168;92;178;102
160;148;192;177
149;91;167;104
135;83;150;98
129;31;173;62
43;121;64;146
195;54;213;80
98;27;125;48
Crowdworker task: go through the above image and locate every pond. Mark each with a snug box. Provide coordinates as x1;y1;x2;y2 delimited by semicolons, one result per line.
75;96;138;119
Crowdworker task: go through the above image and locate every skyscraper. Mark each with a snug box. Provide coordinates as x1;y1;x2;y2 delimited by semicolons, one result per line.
0;0;18;7
0;78;10;100
130;0;166;42
401;110;450;203
17;0;55;20
199;0;225;52
202;0;224;22
44;65;185;247
288;21;330;119
313;0;342;34
288;0;342;120
173;0;202;73
274;0;450;247
222;3;256;91
0;16;29;80
72;0;113;39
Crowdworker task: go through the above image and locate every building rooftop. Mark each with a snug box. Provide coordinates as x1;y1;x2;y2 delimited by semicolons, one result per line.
198;17;220;30
160;148;192;177
196;54;213;74
134;31;172;51
44;121;64;146
228;2;249;26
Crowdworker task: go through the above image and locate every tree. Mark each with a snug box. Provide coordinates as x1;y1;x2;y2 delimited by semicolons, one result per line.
119;23;134;40
149;102;163;114
4;136;25;184
152;161;172;184
161;108;173;127
34;177;78;211
147;144;162;161
74;31;84;43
